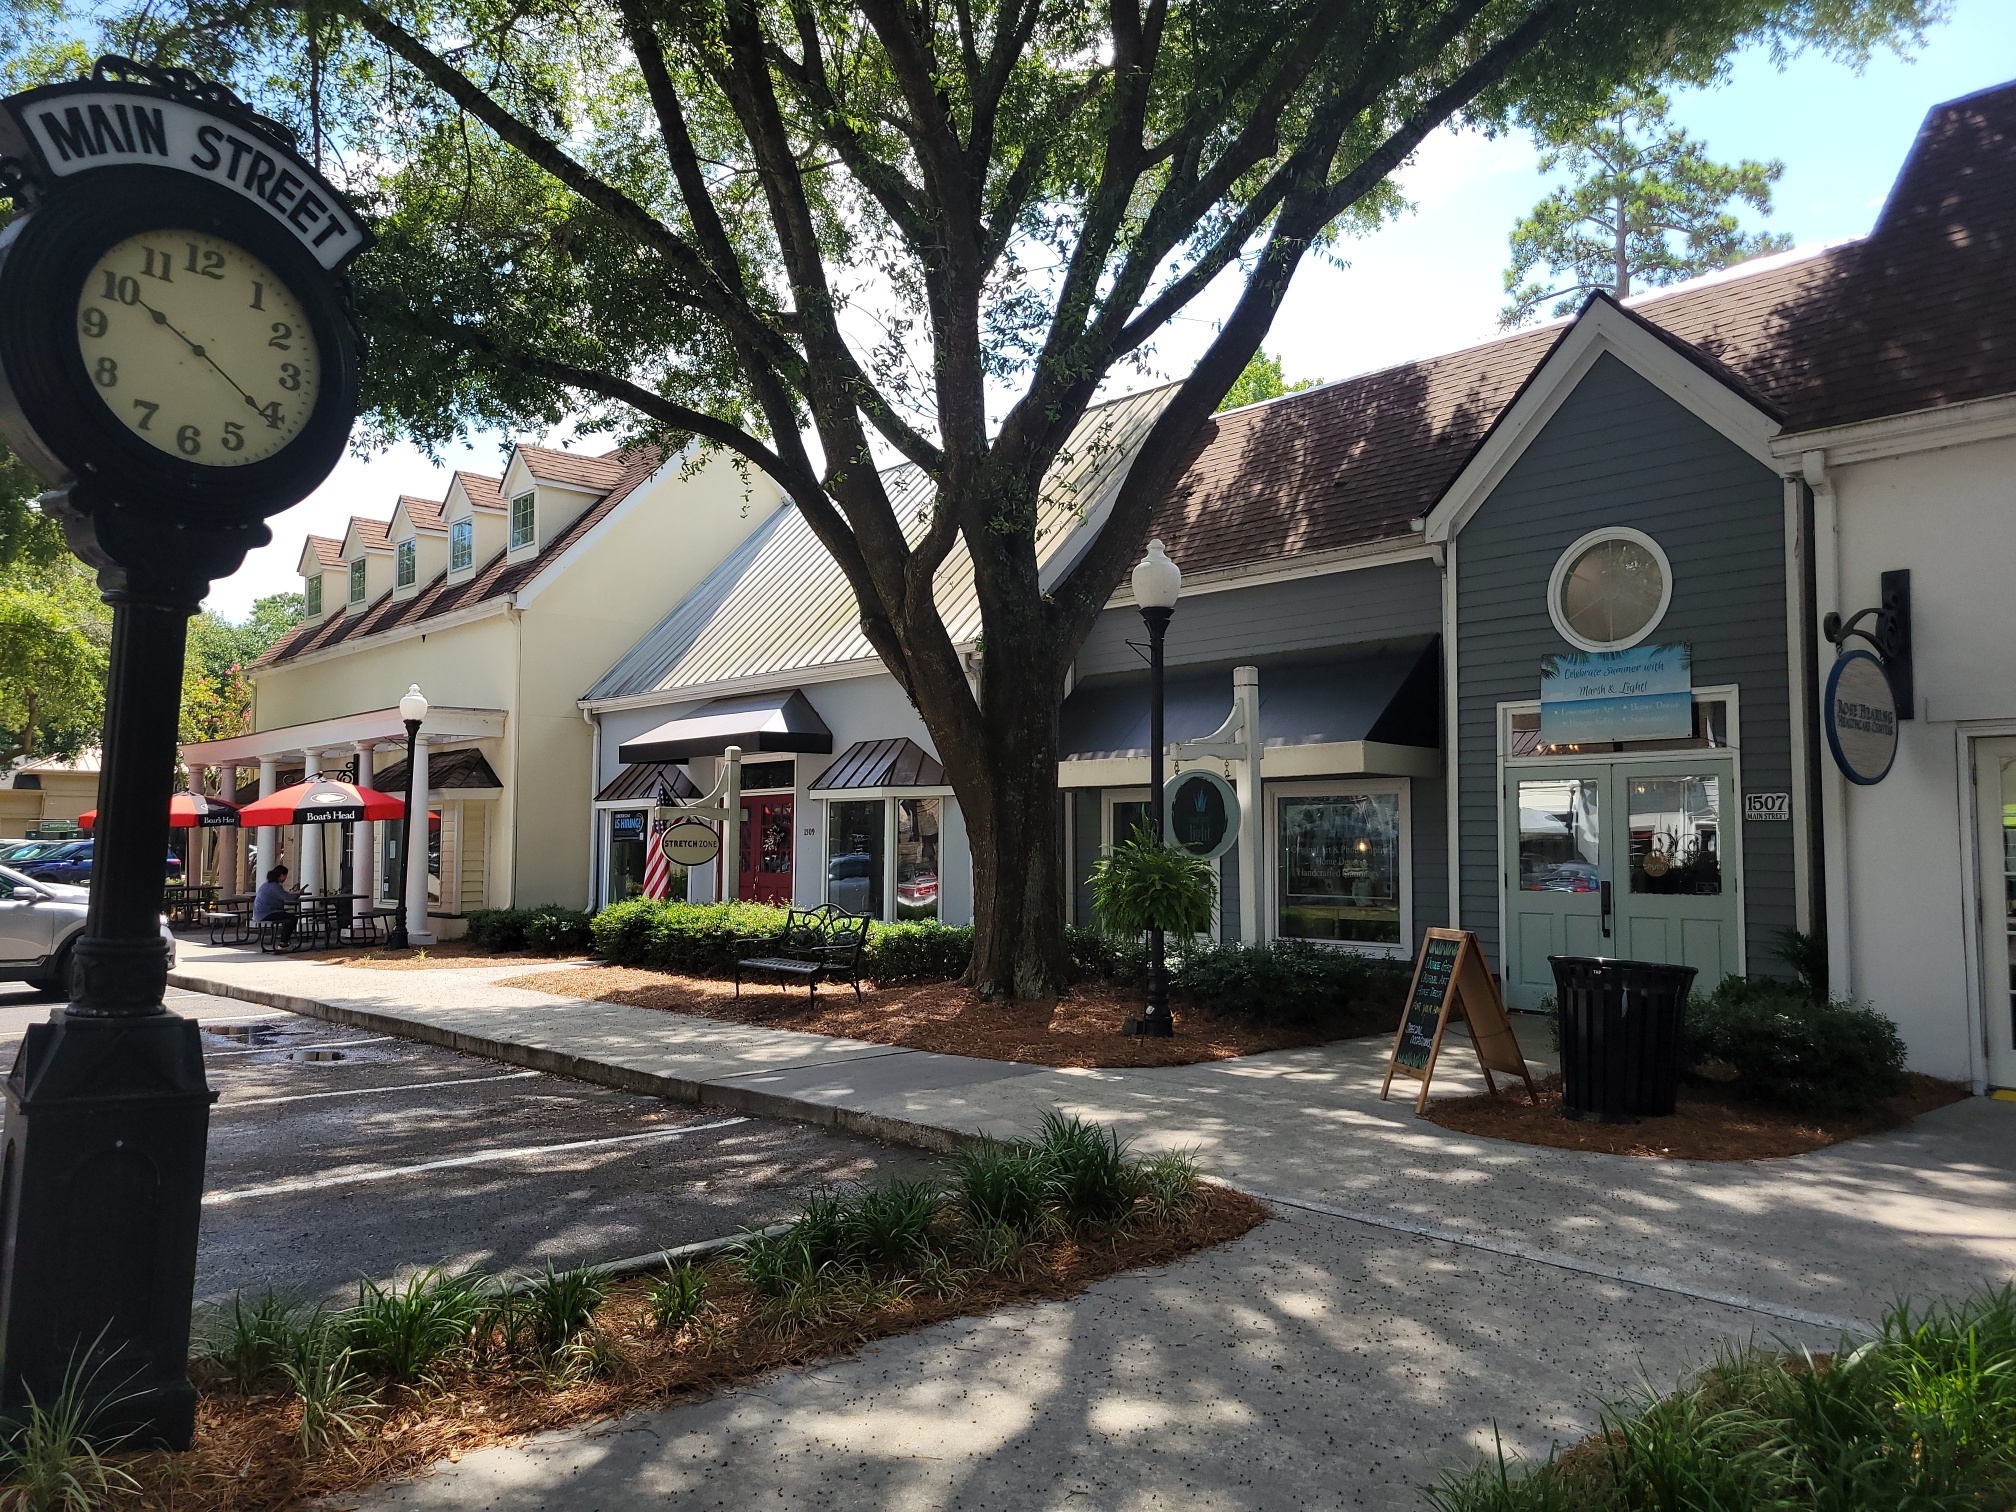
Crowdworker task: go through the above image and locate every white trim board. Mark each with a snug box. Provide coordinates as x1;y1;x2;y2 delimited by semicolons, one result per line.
1057;740;1440;790
1770;391;2016;471
1426;296;1782;545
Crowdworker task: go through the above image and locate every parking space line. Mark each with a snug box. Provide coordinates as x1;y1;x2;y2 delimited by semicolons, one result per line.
219;1070;542;1108
205;1036;395;1057
203;1117;753;1204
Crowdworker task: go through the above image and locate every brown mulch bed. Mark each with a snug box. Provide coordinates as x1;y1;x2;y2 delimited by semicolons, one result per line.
292;941;589;970
1419;1071;1969;1160
496;963;1403;1068
112;1187;1265;1510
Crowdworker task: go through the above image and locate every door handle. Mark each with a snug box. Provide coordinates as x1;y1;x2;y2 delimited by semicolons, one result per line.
1600;880;1612;938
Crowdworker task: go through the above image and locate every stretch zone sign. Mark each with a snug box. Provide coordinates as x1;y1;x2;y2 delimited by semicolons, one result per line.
0;84;366;270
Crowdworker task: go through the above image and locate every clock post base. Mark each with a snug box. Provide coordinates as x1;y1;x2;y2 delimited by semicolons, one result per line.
0;1010;211;1449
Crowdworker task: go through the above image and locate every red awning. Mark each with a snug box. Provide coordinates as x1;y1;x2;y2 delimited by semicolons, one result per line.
237;778;406;826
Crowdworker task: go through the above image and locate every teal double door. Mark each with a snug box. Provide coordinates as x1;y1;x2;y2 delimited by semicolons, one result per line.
1502;757;1743;1009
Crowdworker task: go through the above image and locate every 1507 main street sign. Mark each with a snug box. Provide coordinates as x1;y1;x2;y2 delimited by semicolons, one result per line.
0;57;368;1446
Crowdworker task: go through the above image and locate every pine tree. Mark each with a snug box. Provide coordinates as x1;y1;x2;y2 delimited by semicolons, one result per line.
1501;89;1794;328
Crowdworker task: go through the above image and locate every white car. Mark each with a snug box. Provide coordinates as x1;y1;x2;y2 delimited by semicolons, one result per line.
0;863;176;997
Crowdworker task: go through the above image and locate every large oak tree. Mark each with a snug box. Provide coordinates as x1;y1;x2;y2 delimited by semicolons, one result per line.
28;0;1939;994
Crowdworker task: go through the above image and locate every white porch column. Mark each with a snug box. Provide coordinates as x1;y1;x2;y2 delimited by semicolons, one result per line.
221;764;242;896
255;756;280;881
404;735;434;943
187;764;210;885
352;742;377;903
300;749;328;894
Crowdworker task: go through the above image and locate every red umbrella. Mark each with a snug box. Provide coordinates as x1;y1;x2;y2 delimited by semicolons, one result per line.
237;777;406;827
81;791;243;830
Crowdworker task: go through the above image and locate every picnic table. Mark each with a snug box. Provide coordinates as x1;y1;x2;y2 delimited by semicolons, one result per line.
162;882;219;928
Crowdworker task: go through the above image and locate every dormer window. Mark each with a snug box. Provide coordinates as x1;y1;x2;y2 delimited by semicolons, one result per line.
449;518;473;572
349;558;367;604
395;539;417;588
509;491;536;550
305;575;322;617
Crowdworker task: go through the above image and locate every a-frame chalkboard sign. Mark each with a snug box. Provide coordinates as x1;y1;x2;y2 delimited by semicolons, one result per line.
1381;928;1537;1114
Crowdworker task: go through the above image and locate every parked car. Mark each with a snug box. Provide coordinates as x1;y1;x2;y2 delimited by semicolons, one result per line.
17;840;182;886
0;839;72;865
0;863;176;996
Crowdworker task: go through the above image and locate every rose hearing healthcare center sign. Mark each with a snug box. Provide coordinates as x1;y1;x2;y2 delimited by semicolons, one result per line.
1540;643;1693;747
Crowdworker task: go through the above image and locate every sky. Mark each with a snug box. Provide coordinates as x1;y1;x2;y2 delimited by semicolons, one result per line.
201;0;2016;621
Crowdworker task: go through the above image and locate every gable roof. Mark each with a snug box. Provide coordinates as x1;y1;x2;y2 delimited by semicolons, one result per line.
1150;76;2016;577
585;384;1178;703
451;471;506;513
256;447;662;669
301;535;344;571
394;496;447;534
516;446;629;492
342;517;393;556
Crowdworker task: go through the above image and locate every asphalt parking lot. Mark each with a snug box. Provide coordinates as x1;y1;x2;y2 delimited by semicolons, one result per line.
0;984;945;1305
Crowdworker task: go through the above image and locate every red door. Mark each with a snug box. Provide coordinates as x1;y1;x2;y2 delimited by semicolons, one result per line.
738;794;795;905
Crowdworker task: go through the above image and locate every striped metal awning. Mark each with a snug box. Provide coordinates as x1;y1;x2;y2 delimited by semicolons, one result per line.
811;738;946;792
617;690;833;763
596;762;700;803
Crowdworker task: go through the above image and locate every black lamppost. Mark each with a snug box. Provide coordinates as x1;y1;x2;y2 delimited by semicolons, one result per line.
1133;539;1182;1037
388;683;428;950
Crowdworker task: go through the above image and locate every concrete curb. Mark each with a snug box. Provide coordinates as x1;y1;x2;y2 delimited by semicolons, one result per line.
169;970;979;1157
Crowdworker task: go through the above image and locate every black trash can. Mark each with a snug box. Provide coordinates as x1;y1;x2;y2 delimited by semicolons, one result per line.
1547;956;1697;1123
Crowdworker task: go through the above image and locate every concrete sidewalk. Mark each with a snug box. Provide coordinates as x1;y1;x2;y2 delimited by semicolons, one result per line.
168;942;2016;1510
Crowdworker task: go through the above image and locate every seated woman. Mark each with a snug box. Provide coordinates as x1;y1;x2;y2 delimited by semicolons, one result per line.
252;864;298;945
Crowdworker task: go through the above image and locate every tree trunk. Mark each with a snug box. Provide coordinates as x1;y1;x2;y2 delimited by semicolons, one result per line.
1614;196;1630;298
21;691;36;761
923;614;1071;1000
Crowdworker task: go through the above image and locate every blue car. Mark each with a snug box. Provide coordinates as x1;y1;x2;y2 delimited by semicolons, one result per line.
19;840;182;886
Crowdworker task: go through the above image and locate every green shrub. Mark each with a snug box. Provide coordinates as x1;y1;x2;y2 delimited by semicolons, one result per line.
1033;1112;1142;1229
1066;926;1146;983
865;922;973;982
1172;939;1396;1026
466;906;594;954
589;895;664;964
523;906;594;953
1687;976;1907;1117
951;1138;1050;1238
1089;826;1215;937
588;899;792;973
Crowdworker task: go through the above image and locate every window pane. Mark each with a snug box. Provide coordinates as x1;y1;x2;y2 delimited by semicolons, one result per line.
305;576;321;616
607;811;647;902
510;492;535;548
1628;774;1721;894
449;519;473;571
1560;538;1664;645
1517;779;1601;892
396;540;416;587
1110;800;1150;845
1276;793;1401;943
348;559;365;601
827;799;885;917
896;797;940;920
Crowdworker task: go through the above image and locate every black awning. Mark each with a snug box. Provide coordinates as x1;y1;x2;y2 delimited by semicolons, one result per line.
811;738;946;792
371;747;502;795
1059;636;1439;761
596;761;700;803
617;690;834;764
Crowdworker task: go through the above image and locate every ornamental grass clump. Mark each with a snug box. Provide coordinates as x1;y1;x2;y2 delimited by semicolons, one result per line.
1426;1288;2016;1512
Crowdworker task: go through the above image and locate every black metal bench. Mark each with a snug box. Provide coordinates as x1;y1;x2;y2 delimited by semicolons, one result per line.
734;904;870;1001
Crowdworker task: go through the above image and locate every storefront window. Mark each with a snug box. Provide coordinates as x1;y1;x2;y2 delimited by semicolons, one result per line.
1627;774;1722;894
607;810;648;902
827;799;885;917
1110;799;1151;846
382;812;442;904
896;797;940;920
1517;778;1601;892
1276;791;1401;944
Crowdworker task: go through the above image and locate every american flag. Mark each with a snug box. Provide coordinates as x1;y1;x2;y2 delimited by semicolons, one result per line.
642;783;674;900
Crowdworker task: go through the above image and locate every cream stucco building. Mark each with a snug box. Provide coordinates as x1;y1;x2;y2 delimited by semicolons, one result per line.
180;441;784;934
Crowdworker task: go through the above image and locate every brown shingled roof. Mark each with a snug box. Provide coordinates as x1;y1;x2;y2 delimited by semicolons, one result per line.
256;447;664;670
305;535;344;569
1150;78;2016;577
348;518;392;552
517;445;628;491
456;472;506;512
397;496;447;532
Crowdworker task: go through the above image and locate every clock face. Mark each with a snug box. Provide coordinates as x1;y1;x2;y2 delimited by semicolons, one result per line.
74;229;320;467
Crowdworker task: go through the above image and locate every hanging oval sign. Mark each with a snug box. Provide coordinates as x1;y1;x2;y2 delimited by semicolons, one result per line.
659;819;722;868
1824;648;1899;786
1165;769;1240;861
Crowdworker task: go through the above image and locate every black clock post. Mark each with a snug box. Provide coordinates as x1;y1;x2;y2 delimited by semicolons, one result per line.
0;59;369;1447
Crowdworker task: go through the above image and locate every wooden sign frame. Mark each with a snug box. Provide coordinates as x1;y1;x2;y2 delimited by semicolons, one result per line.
1381;928;1538;1114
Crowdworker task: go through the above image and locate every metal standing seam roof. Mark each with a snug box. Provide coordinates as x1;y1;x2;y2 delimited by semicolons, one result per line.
811;738;947;791
595;762;701;803
585;384;1180;702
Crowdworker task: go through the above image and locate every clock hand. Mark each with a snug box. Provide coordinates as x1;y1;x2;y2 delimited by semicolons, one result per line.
132;295;267;415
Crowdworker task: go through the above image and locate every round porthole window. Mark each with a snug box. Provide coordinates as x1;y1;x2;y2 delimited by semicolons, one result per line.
1547;527;1673;652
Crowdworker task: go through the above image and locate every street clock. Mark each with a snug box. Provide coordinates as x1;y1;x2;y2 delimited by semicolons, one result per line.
0;57;369;523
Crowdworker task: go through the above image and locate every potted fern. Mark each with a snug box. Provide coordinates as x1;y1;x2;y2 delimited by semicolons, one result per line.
1090;824;1216;1033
